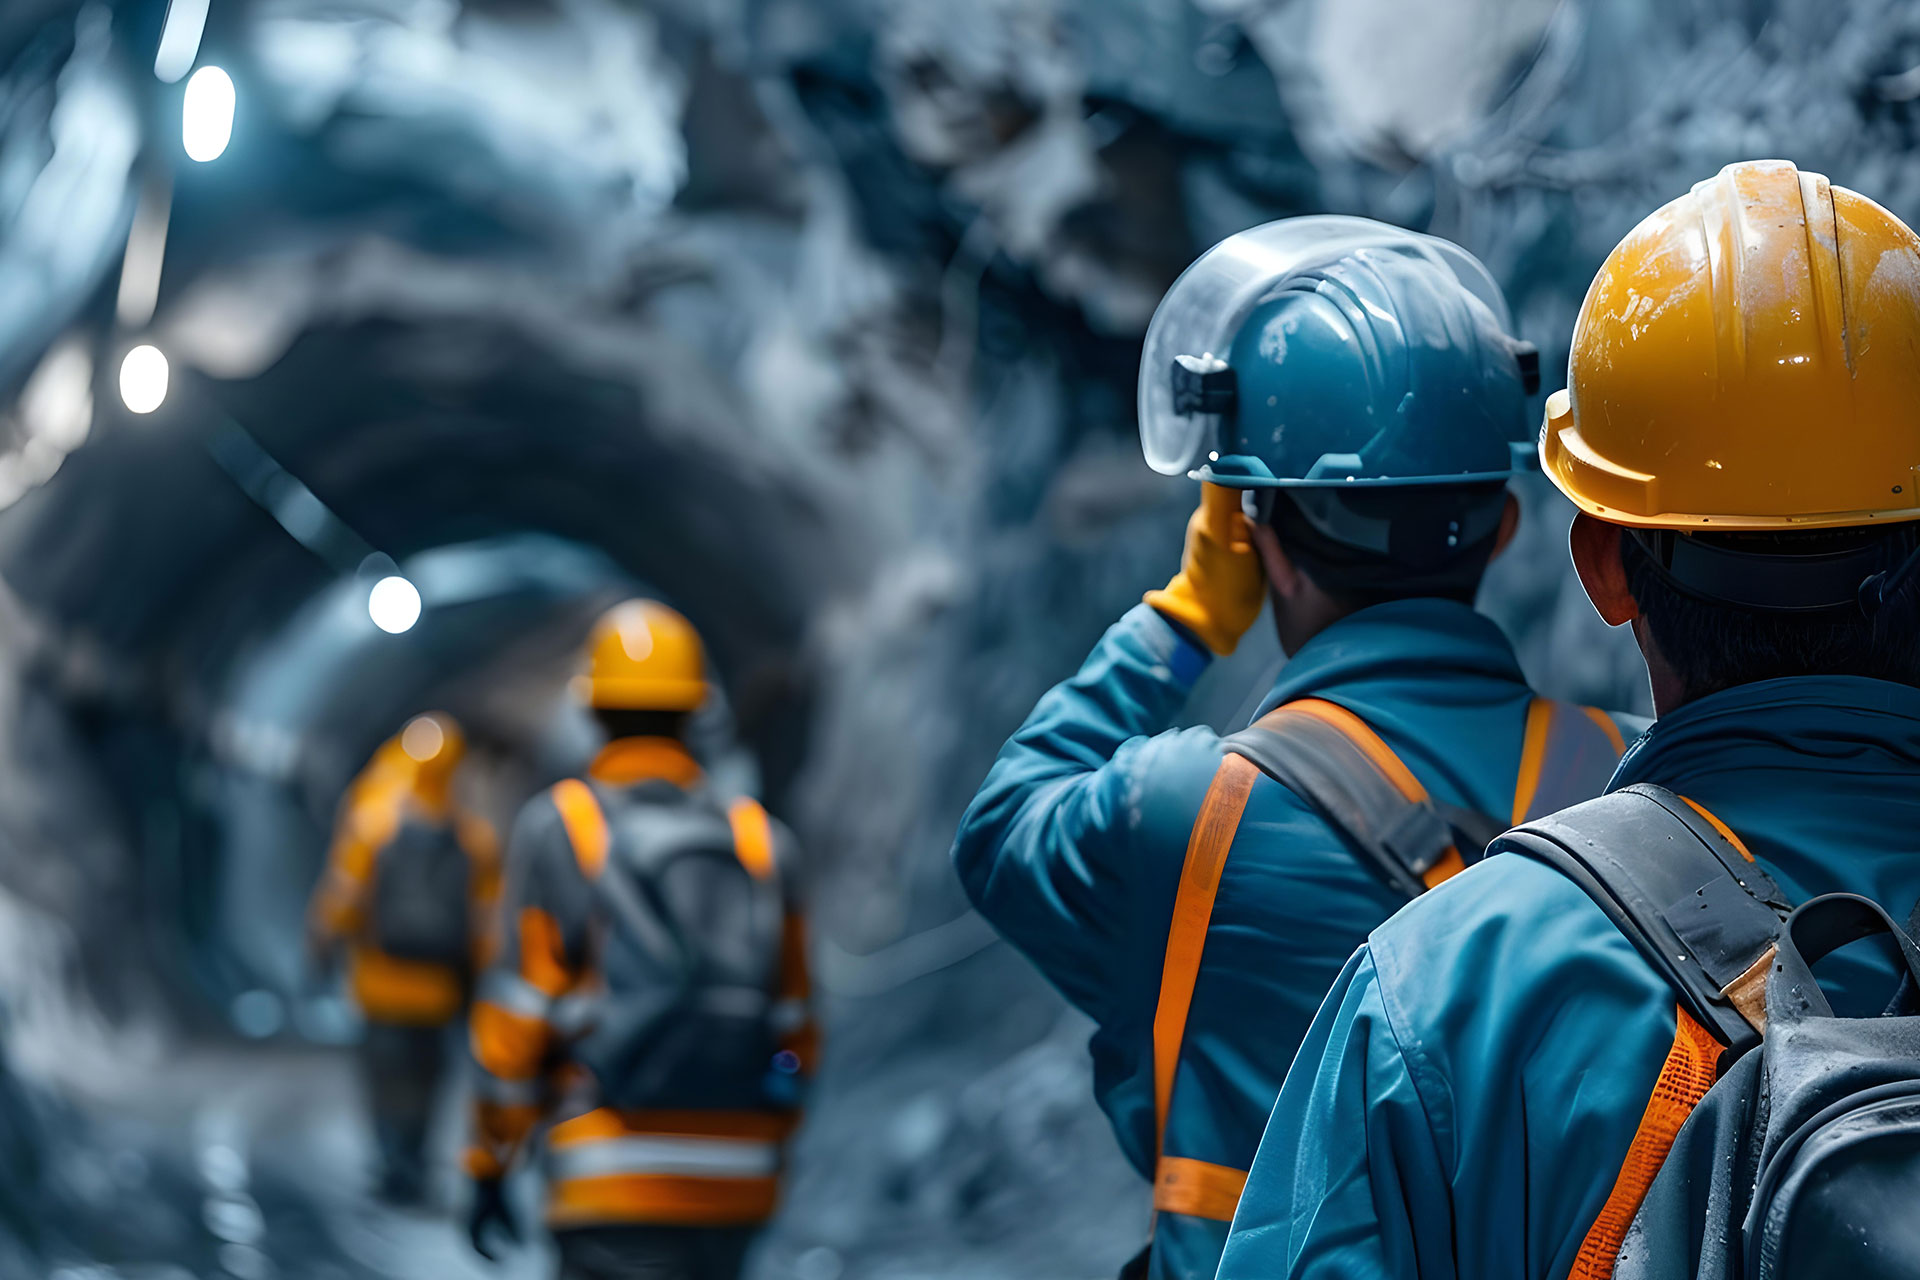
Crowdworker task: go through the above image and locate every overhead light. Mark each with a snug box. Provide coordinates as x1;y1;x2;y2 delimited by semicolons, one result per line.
368;575;422;634
119;345;170;414
154;0;212;84
183;66;235;162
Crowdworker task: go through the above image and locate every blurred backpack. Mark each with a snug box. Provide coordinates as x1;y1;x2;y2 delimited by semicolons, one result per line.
563;779;790;1112
370;809;473;965
1494;783;1920;1280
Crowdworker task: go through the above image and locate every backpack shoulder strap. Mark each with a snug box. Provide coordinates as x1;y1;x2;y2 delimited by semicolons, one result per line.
1491;783;1791;1054
1225;698;1497;900
727;798;777;882
1512;698;1630;824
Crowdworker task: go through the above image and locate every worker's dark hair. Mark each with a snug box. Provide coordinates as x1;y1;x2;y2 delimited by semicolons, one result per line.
593;707;692;742
1261;482;1509;608
1621;527;1920;700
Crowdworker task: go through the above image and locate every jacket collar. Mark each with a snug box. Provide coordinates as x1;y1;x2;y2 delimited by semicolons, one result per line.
588;737;703;789
1252;598;1525;719
1614;675;1920;791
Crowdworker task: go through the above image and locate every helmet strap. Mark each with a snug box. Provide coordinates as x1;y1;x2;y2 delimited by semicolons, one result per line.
1626;527;1920;616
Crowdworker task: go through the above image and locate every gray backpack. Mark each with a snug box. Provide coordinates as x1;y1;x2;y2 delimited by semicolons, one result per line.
570;782;789;1111
1495;784;1920;1280
370;812;472;965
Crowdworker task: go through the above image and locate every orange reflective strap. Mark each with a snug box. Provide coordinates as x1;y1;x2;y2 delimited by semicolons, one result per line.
553;779;610;878
1283;699;1429;801
1420;847;1467;890
1153;752;1258;1159
1152;1157;1248;1222
1583;704;1628;756
545;1106;791;1228
347;946;464;1025
518;906;575;998
1569;1007;1722;1279
728;799;776;880
551;1108;798;1147
471;999;549;1080
1679;796;1757;863
1511;698;1557;825
546;1173;780;1228
1281;697;1465;888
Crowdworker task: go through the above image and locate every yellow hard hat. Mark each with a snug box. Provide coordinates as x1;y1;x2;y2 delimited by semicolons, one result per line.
572;600;708;711
1543;159;1920;532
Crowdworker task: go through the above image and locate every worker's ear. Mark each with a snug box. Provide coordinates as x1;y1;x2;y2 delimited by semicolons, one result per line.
1489;492;1521;561
1569;512;1639;627
1247;521;1304;600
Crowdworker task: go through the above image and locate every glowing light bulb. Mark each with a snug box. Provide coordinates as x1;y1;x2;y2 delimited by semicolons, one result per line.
182;66;235;162
119;345;169;414
369;576;421;634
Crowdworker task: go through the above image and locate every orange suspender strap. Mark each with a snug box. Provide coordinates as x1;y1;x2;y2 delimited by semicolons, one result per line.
1283;698;1466;890
727;799;776;880
553;778;611;878
1511;698;1557;826
1568;1007;1722;1279
1151;701;1455;1222
728;798;818;1069
1512;700;1632;827
1584;704;1628;756
1149;751;1259;1222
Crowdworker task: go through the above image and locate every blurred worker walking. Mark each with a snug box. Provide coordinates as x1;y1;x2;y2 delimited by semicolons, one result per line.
465;600;815;1280
954;218;1639;1279
1218;160;1920;1279
308;711;502;1206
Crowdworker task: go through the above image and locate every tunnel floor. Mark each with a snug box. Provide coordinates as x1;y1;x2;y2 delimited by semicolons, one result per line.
86;1035;549;1280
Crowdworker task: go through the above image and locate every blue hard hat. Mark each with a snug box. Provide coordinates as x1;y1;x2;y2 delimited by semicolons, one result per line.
1138;217;1538;489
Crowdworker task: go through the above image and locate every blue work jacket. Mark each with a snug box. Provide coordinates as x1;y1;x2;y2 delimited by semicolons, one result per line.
953;600;1636;1280
1218;675;1920;1280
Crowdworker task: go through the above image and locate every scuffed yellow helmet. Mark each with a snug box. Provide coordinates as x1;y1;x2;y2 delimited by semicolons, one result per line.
1544;159;1920;532
572;600;708;711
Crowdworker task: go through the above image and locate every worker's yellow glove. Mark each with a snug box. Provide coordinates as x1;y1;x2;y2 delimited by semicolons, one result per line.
1144;483;1266;656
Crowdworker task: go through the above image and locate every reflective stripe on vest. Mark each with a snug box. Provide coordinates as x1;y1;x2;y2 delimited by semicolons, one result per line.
543;1108;793;1228
1150;696;1630;1227
549;1134;781;1181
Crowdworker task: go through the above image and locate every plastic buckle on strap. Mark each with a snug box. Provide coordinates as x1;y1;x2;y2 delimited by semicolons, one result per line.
1377;803;1454;877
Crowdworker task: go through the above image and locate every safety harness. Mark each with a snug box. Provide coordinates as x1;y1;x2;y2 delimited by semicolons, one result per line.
1149;697;1626;1227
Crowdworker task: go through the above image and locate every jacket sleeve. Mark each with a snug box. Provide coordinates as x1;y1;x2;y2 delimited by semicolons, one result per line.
464;794;593;1180
1217;946;1455;1280
951;603;1216;1026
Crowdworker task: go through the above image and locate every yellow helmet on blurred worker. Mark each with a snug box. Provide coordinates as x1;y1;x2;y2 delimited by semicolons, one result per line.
573;600;708;711
1543;159;1920;533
